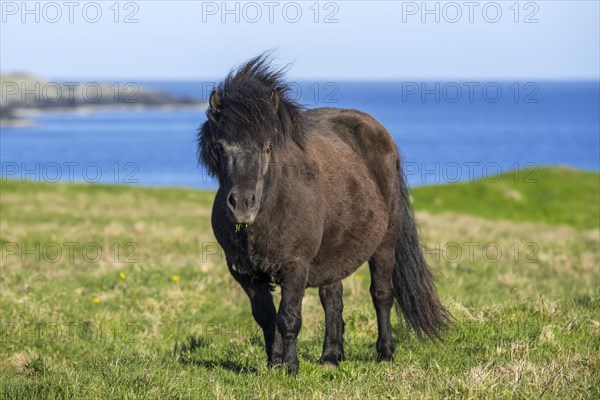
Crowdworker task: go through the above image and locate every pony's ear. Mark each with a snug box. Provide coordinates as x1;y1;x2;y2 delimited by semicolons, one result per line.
270;90;279;115
209;90;222;120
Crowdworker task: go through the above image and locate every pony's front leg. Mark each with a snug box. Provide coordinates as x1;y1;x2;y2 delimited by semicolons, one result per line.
277;264;308;374
229;268;283;366
318;281;345;367
247;280;284;367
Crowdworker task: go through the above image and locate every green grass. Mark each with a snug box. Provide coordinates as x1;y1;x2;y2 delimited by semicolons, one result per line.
1;166;598;399
411;165;600;229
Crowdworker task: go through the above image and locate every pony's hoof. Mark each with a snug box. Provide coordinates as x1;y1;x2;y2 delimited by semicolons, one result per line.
376;353;394;362
285;362;299;375
318;352;343;367
319;360;338;369
268;351;284;367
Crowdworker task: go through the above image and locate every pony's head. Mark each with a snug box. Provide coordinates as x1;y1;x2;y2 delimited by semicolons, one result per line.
198;53;305;224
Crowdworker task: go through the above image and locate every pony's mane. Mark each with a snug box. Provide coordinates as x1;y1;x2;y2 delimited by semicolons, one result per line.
197;53;306;176
201;53;305;148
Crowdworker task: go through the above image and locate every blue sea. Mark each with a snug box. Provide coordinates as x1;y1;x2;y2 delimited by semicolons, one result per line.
1;81;598;188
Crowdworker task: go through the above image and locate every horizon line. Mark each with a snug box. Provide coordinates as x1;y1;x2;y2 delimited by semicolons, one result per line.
2;72;599;83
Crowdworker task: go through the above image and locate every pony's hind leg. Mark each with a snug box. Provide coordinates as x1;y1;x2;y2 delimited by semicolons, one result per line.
369;246;396;361
318;281;345;366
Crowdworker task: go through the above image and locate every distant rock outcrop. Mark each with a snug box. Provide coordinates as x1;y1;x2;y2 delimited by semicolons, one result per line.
0;74;204;127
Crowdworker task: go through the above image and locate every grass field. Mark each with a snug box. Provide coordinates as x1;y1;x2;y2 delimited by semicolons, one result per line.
1;166;598;399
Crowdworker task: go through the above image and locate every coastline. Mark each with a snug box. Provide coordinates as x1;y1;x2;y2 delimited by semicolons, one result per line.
0;103;207;128
0;74;206;128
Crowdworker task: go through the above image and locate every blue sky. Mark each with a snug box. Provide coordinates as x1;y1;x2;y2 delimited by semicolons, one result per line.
1;1;599;80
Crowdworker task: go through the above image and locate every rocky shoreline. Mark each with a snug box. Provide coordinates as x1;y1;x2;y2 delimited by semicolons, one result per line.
0;74;205;127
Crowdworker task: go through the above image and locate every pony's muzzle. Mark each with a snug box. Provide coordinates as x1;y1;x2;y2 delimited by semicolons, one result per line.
227;188;258;223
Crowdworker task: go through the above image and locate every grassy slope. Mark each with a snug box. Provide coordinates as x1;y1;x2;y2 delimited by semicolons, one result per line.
411;166;600;230
0;167;598;399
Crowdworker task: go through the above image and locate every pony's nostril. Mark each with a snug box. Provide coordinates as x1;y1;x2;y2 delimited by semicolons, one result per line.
228;193;237;209
245;193;257;209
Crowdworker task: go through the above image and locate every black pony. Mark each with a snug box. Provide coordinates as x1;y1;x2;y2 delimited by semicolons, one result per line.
198;54;449;373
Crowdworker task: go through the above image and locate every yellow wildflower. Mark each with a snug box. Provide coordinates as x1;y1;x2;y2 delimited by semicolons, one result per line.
172;275;180;282
92;297;100;304
119;272;127;280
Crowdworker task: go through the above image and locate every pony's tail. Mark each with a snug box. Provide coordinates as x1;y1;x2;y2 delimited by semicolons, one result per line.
393;169;450;340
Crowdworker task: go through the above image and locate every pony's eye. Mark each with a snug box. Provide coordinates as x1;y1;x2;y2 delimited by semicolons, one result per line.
213;143;223;155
